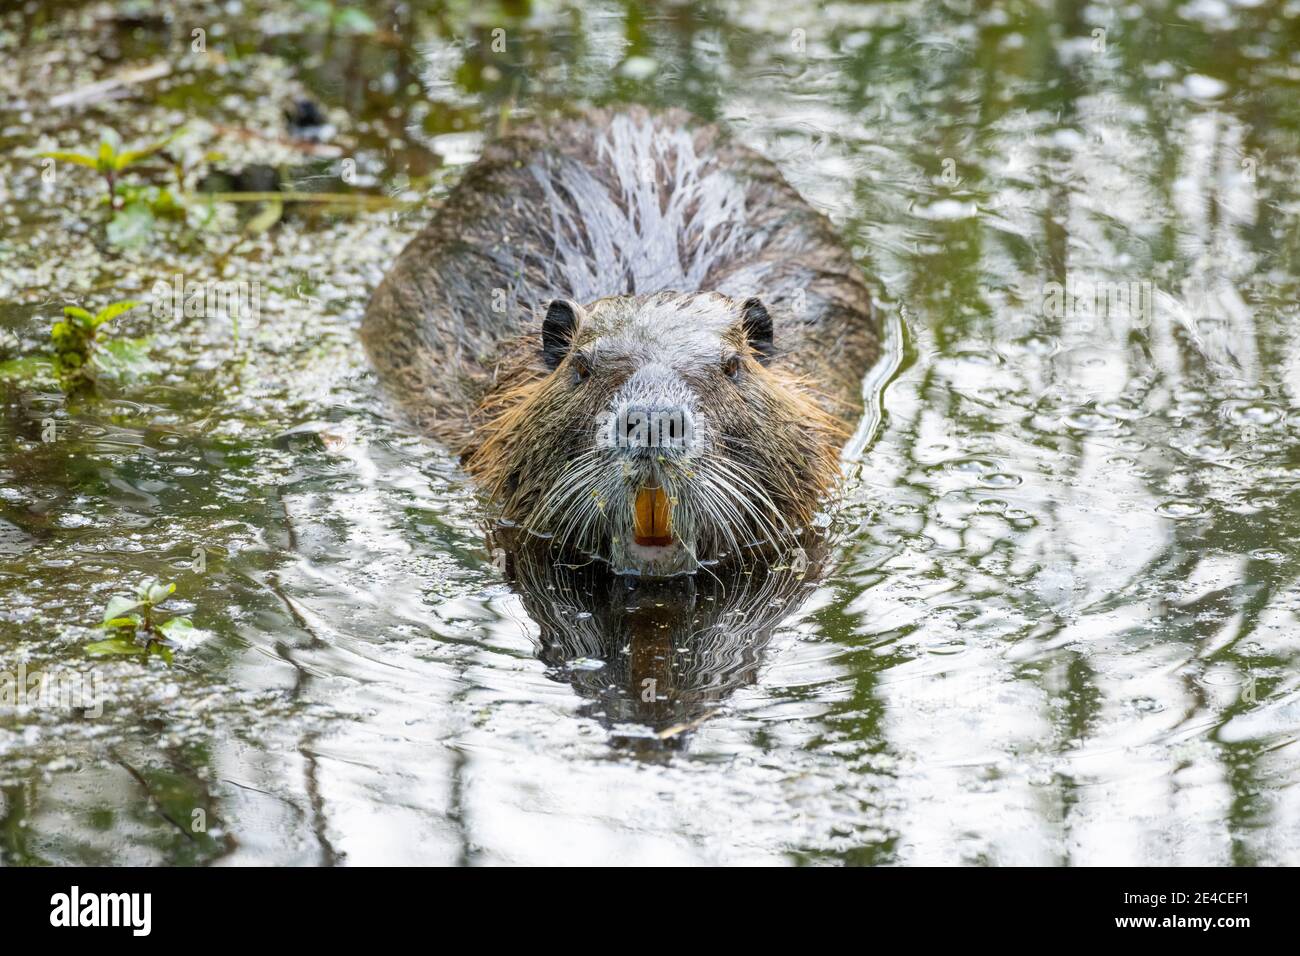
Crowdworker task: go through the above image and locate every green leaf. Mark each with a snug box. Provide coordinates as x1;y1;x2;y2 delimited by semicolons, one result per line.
103;594;144;623
92;299;142;327
145;580;176;605
114;132;178;171
243;198;283;234
158;617;207;648
38;151;99;169
158;616;192;635
85;636;145;656
106;202;155;248
62;305;94;324
103;615;142;629
92;337;155;383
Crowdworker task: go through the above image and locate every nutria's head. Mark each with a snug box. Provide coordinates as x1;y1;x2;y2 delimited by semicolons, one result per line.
466;292;845;576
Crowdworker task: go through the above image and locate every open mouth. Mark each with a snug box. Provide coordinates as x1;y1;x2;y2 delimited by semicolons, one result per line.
633;484;674;547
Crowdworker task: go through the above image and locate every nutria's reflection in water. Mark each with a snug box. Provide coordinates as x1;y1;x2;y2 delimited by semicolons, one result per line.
491;529;829;752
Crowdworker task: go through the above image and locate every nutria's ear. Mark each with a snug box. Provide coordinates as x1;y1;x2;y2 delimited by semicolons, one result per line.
740;297;774;363
541;298;582;370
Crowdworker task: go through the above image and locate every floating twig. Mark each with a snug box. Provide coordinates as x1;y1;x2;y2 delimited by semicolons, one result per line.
49;61;172;109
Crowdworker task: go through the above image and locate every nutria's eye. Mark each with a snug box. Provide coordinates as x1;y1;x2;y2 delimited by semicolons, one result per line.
571;352;592;383
722;354;742;380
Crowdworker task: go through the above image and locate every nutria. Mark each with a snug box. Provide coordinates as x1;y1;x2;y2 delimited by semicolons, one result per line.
363;106;878;576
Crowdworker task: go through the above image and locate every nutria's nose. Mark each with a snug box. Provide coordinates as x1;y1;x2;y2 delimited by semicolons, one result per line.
615;403;696;456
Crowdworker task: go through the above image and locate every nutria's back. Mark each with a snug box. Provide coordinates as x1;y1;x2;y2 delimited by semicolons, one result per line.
362;106;878;449
363;106;879;576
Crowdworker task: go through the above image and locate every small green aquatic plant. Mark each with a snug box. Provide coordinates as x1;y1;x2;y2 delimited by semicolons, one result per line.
39;130;183;248
86;579;206;661
0;298;155;392
50;299;151;389
52;299;138;374
40;130;177;207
